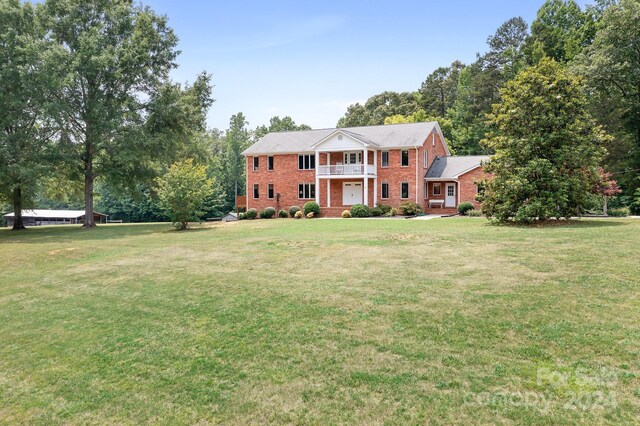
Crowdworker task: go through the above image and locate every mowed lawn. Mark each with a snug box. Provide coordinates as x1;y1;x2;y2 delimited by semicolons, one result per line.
0;218;638;425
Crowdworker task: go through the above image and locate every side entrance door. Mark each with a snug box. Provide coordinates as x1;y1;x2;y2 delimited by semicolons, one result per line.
445;183;456;207
343;182;363;205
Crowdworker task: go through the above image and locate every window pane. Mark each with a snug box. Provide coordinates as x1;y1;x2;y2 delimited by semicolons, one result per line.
448;185;454;196
382;151;389;167
268;184;274;198
254;184;259;198
434;184;441;195
310;184;315;199
310;155;315;169
268;156;273;170
298;184;304;198
298;156;303;169
401;182;409;198
402;150;409;166
382;182;388;199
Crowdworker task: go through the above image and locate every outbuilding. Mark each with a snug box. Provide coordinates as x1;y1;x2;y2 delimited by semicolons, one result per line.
3;209;108;227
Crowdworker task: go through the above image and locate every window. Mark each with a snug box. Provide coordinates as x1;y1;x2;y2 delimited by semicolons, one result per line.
253;184;259;199
424;182;428;199
447;185;455;197
381;182;389;199
433;183;441;196
401;150;409;167
267;156;274;171
253;156;259;171
401;182;409;199
423;150;428;168
298;183;315;199
298;154;316;170
268;184;274;199
344;152;362;164
381;151;389;167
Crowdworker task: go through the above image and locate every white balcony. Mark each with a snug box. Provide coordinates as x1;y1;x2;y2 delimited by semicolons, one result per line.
316;164;376;176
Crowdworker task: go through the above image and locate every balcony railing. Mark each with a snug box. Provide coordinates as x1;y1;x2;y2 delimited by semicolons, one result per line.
316;164;376;176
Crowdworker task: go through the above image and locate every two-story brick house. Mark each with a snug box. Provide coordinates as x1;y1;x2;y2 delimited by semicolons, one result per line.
242;122;488;216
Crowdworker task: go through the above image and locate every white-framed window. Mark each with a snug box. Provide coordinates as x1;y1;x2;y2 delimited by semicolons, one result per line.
267;156;274;171
433;183;441;196
298;154;315;170
401;150;409;167
268;183;274;199
381;182;389;199
423;150;428;168
298;183;315;199
381;151;389;167
253;156;259;171
343;151;362;164
253;184;259;199
424;181;428;199
401;182;409;199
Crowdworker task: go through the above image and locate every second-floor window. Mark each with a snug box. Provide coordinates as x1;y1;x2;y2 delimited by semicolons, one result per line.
298;183;315;199
381;151;389;167
253;157;259;171
401;150;409;167
298;154;315;170
268;184;274;199
267;156;274;171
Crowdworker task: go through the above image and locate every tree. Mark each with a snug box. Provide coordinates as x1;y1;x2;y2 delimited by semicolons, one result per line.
383;111;454;144
156;159;215;230
573;0;640;196
0;0;58;230
223;113;249;210
525;0;594;64
418;61;465;117
43;0;179;228
593;169;622;215
480;59;608;223
254;116;311;140
337;91;421;127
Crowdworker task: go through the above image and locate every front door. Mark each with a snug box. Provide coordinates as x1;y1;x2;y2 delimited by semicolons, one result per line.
445;183;456;207
343;182;363;205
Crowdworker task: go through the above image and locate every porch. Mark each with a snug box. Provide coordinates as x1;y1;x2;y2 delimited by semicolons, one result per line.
424;180;459;212
315;177;377;212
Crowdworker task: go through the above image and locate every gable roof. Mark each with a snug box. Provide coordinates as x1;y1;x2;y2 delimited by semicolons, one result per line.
310;129;379;148
425;155;489;180
4;209;107;218
242;122;450;155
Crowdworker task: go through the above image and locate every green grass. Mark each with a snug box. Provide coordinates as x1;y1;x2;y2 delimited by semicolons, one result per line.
0;218;638;424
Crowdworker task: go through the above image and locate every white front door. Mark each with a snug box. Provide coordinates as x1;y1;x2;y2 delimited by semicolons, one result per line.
445;183;456;207
343;182;363;205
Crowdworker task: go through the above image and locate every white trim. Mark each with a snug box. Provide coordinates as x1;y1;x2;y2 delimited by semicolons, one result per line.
342;181;364;206
433;182;442;196
311;129;378;149
298;153;316;170
415;148;419;203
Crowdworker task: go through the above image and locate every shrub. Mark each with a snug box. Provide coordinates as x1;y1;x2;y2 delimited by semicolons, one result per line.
377;203;392;214
608;207;630;217
371;207;383;217
384;207;398;217
303;201;320;216
350;204;371;218
458;201;475;215
238;212;246;220
467;209;483;217
341;210;351;218
289;205;301;217
399;201;422;215
306;212;315;219
294;210;303;219
245;208;258;220
278;209;288;218
260;207;276;219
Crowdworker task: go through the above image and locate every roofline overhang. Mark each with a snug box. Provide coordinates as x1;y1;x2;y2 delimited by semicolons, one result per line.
310;129;378;149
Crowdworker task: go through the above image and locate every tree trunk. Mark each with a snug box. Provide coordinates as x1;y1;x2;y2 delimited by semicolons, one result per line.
83;139;96;228
603;196;608;216
11;187;26;231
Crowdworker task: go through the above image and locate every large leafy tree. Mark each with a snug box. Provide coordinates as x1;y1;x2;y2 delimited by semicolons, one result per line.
43;0;179;227
418;61;465;117
0;0;64;230
254;116;310;140
337;91;421;127
525;0;594;64
480;59;608;223
223;113;249;210
573;0;640;195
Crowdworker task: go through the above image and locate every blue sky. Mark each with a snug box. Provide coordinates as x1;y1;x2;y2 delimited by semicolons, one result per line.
145;0;590;131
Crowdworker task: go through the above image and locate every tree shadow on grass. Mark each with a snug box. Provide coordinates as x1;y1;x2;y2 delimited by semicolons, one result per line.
486;218;629;229
0;222;216;244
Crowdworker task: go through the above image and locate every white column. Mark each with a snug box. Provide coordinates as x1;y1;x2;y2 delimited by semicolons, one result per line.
326;153;331;207
373;177;378;207
363;147;369;206
373;149;377;174
315;150;320;204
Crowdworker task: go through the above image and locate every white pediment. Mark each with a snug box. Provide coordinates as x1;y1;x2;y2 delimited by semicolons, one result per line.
311;130;377;152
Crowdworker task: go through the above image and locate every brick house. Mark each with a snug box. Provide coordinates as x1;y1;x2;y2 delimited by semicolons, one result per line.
242;122;488;216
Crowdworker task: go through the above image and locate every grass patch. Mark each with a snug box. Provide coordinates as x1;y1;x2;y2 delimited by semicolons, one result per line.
0;218;639;424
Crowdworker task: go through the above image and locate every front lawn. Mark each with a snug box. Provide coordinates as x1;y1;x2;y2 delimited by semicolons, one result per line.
0;218;638;424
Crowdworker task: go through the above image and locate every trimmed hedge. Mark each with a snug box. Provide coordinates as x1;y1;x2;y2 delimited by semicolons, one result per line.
303;201;320;216
289;205;301;217
278;209;288;218
377;204;392;214
245;208;258;220
371;207;383;217
467;209;483;217
458;201;475;215
260;207;276;219
608;207;630;217
399;201;422;215
350;204;371;218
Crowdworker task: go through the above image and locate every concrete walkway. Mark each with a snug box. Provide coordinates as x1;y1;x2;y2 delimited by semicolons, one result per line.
412;214;447;221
